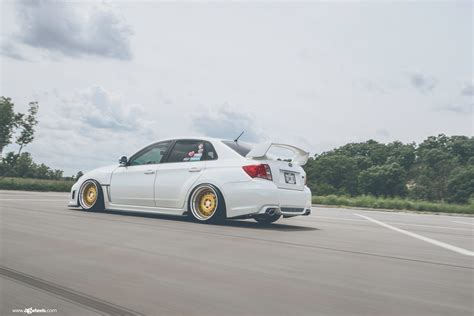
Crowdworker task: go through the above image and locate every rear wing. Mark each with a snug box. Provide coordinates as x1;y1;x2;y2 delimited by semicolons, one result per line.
245;142;310;166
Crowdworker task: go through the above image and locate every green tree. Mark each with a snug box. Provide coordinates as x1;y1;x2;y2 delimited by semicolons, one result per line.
446;166;474;203
34;163;51;179
16;101;39;155
358;163;406;197
334;140;389;165
386;141;416;171
412;149;458;202
0;97;19;155
306;154;360;195
51;169;63;180
76;171;84;180
13;152;35;178
0;152;18;176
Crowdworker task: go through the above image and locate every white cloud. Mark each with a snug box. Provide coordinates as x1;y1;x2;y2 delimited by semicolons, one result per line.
192;107;262;142
409;73;437;93
0;41;29;61
1;2;472;173
435;104;473;115
461;82;474;96
58;86;143;131
23;86;157;174
4;0;133;60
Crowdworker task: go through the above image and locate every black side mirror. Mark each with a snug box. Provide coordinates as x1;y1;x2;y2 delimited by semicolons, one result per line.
119;156;128;166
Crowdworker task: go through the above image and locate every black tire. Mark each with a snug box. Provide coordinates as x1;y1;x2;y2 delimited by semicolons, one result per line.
78;180;105;211
188;184;226;224
254;213;281;224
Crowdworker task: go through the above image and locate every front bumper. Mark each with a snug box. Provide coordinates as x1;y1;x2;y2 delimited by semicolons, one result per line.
67;183;79;207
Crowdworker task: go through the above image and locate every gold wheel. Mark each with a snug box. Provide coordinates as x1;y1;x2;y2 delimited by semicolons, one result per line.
80;181;98;209
190;185;219;221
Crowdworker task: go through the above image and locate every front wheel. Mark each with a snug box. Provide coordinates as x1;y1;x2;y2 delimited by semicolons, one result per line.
78;180;104;211
189;184;225;223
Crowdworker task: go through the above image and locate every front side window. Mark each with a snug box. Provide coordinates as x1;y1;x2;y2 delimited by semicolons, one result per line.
167;140;217;163
129;141;171;166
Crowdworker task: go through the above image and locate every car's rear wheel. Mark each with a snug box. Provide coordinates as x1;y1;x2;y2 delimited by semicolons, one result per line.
254;213;281;224
189;184;225;223
78;180;104;211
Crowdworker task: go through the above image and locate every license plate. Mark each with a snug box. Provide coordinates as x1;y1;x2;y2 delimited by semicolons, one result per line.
284;172;296;184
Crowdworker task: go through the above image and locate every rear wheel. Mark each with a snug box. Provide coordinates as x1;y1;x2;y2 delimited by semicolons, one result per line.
189;184;225;223
254;213;281;224
78;180;104;211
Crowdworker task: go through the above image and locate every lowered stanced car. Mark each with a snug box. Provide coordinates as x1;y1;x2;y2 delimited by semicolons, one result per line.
68;137;312;224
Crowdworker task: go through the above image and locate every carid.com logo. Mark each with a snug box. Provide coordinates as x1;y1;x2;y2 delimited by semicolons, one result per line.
12;307;57;314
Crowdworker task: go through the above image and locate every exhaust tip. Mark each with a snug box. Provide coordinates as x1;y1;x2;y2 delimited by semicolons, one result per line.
265;208;276;216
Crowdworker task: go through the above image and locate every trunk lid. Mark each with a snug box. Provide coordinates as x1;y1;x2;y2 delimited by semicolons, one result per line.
265;159;306;191
245;142;309;191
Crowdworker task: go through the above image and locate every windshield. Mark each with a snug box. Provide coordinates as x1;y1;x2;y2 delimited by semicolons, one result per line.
222;140;252;157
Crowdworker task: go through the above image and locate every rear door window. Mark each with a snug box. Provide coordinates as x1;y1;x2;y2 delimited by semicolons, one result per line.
166;140;217;163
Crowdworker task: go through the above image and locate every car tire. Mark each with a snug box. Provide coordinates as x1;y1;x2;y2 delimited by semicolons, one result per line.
254;213;281;224
78;180;105;211
188;184;225;223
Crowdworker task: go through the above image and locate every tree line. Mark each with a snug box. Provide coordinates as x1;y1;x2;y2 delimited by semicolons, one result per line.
0;97;71;180
304;135;474;204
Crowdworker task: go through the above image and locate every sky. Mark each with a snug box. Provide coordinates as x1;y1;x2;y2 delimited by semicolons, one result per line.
0;0;472;176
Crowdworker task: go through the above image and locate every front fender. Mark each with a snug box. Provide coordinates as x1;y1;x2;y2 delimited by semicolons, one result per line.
68;164;118;207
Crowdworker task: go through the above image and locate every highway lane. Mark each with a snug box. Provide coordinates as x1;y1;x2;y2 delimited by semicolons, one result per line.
1;191;473;315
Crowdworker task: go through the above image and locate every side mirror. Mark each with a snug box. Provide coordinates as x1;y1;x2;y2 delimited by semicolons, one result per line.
119;156;128;166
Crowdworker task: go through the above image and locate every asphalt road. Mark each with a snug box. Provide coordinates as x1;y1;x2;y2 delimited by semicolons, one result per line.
1;190;473;316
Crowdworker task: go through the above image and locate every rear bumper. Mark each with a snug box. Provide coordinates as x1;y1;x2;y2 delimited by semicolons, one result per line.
222;179;312;218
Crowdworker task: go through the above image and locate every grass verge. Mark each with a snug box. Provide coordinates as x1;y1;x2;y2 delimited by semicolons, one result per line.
312;195;474;214
0;177;73;192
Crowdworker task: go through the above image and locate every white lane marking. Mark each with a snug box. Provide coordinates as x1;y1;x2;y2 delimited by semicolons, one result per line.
355;214;474;257
0;193;68;197
306;215;473;232
312;206;474;219
452;221;474;226
0;199;66;201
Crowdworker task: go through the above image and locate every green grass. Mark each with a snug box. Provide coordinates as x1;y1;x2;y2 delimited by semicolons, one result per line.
0;177;73;192
312;195;474;214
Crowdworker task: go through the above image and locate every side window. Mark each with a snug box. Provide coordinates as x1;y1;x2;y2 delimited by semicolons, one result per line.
167;140;218;163
129;141;171;166
204;142;217;161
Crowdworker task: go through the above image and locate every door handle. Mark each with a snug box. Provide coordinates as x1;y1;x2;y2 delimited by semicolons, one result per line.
144;170;155;174
188;167;201;172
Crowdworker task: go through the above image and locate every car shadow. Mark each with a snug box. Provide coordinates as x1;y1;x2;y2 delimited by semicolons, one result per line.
72;208;318;232
218;220;319;232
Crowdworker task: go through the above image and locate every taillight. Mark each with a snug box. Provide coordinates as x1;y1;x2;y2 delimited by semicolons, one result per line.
242;164;272;180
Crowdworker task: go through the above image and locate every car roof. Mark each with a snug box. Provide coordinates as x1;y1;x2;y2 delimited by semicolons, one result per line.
154;136;230;143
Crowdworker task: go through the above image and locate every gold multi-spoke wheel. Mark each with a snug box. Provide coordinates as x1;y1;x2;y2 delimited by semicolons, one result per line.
190;185;222;222
79;180;103;211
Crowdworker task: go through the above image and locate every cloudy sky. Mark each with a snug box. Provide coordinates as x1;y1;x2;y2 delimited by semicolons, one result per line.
1;0;472;175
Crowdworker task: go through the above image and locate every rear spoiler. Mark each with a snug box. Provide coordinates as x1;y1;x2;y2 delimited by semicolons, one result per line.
245;142;310;166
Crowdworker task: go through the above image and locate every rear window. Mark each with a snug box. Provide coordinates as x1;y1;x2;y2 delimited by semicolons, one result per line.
222;141;252;157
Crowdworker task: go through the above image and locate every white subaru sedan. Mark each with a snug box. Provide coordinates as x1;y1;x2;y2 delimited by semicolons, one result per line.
68;137;312;224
